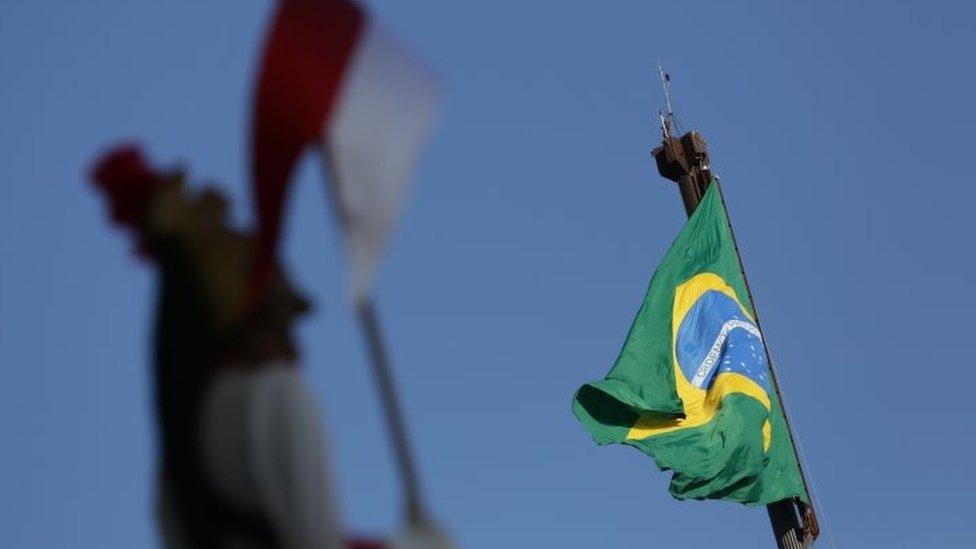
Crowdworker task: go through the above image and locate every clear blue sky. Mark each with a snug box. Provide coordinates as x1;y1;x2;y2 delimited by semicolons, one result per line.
2;1;974;547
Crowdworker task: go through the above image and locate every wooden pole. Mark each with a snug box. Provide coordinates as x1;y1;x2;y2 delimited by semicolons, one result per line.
319;157;429;527
356;297;427;526
652;131;819;548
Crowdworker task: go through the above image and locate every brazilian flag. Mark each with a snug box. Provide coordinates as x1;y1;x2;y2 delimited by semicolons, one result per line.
573;181;808;505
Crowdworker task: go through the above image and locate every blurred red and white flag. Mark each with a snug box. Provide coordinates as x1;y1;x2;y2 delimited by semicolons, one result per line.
252;0;439;300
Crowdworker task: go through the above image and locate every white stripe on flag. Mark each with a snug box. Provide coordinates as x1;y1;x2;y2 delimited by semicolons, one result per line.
325;20;440;299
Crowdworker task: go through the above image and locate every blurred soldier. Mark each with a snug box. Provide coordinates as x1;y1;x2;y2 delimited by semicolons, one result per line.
91;146;345;549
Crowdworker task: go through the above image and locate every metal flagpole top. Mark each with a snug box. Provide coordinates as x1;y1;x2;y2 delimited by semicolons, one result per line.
657;62;674;118
656;62;674;140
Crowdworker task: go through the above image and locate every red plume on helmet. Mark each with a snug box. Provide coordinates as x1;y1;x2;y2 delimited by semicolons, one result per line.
90;144;162;255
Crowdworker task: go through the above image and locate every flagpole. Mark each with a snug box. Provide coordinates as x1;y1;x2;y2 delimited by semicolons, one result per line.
356;296;428;527
318;156;429;527
652;130;819;548
715;179;819;548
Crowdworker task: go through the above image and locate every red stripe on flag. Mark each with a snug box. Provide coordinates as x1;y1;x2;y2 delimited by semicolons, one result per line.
250;0;364;301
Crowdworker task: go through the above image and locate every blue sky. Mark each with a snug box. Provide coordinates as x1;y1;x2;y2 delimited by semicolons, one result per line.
2;1;975;547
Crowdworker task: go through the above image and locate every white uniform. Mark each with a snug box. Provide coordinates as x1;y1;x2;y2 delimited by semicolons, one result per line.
158;363;344;549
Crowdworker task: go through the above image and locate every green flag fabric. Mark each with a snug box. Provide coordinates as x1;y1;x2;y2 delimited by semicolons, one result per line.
572;181;807;505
